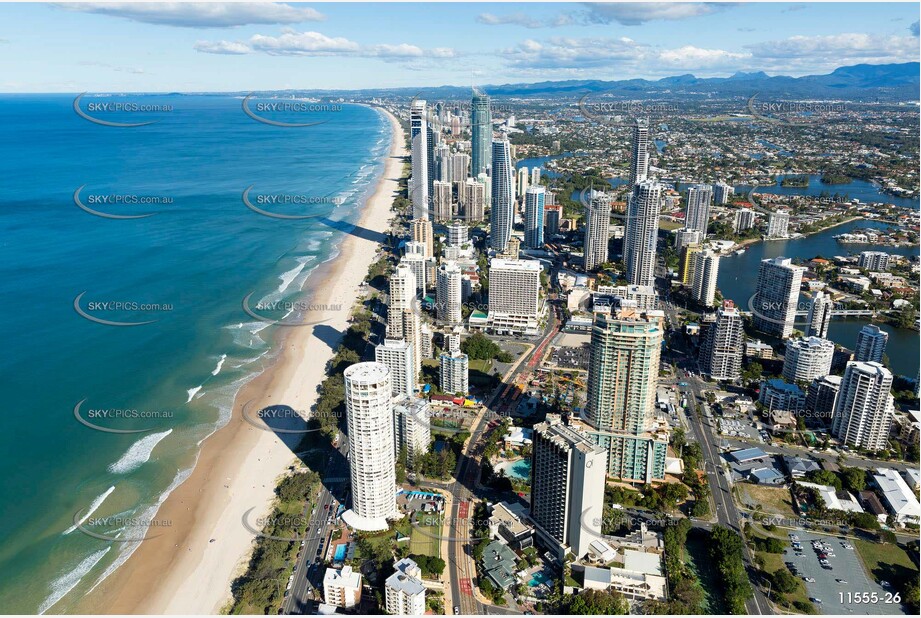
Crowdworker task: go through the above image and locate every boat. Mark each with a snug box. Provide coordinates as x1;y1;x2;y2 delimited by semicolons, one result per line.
734;248;746;255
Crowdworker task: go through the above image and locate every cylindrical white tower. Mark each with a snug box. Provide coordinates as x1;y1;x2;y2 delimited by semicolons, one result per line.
342;362;398;531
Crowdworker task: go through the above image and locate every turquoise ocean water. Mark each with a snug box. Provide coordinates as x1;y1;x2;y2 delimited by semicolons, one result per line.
0;94;389;613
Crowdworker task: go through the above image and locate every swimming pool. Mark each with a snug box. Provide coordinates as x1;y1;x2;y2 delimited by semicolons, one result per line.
495;458;531;481
529;571;550;587
333;543;347;562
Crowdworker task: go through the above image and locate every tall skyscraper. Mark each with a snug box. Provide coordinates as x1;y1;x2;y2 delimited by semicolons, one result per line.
544;204;562;237
402;308;422;378
531;166;541;186
583;190;611;271
831;361;894;451
530;417;606;560
713;182;734;204
387;264;417;338
410;218;434;259
436;262;463;326
410;100;429;220
460;177;485;222
753;257;805;339
489;138;514;252
583;305;668;482
435;142;451;182
806;291;834;339
684;184;713;237
624;180;661;287
439;349;469;395
342;362;398;531
699;300;744;381
733;208;756;233
678;242;703;285
524;186;546;249
854;324;889;363
516;166;530;200
471;89;492;177
782;337;835;383
401;253;427;293
375;339;416;398
629;119;649;185
766;210;790;239
805;375;842;426
691;250;719;307
450;153;470;185
392;397;430;467
487;258;542;335
432;180;453;222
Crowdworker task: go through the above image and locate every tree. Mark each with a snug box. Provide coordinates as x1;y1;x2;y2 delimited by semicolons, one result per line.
566;589;629;615
805;469;842;490
840;467;868;493
771;568;799;594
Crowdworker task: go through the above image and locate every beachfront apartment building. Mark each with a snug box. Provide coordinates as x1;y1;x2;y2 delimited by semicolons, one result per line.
375;339;416;398
387;264;417;339
411;218;434;259
530;417;607;561
323;565;362;608
410;99;429;221
524;186;546;249
583;190;611;271
401;252;427;293
753;257;805;339
342;362;398;531
486;258;542;335
384;558;426;615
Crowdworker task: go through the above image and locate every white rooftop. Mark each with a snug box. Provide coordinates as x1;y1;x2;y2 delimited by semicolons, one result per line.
623;549;663;576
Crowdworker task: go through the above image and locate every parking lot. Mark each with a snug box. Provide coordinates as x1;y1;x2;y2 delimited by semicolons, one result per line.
782;532;901;615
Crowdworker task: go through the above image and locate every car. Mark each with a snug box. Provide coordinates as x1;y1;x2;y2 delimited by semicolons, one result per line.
836;579;848;584
810;598;822;604
454;607;460;615
795;552;804;557
880;581;891;588
804;577;816;583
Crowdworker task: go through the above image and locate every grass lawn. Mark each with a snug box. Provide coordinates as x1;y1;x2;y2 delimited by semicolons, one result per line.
659;218;685;231
855;539;919;587
741;484;798;518
408;512;442;558
756;551;817;613
468;358;493;373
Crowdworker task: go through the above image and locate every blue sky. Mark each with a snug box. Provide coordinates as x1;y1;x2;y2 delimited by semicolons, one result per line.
0;2;918;92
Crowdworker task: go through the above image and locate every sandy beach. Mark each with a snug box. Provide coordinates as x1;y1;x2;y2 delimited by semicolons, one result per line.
79;107;407;615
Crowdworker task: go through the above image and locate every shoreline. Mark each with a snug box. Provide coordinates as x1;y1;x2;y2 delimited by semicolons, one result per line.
78;107;407;615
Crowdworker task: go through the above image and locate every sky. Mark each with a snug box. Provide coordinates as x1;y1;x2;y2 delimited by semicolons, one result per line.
0;1;918;92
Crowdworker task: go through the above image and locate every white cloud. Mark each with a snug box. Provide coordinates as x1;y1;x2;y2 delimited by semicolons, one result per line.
476;13;545;29
658;45;750;68
56;2;325;28
582;2;733;26
249;30;359;56
195;29;457;63
193;40;252;55
748;33;919;64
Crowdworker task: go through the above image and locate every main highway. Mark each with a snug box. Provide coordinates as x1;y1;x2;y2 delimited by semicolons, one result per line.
660;292;771;615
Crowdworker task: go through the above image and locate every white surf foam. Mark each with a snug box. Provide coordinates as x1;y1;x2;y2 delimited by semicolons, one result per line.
38;547;111;614
63;486;115;535
186;385;202;403
211;354;227;376
107;429;173;474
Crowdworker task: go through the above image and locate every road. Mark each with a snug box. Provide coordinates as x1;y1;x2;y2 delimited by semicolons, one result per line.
660;294;772;615
282;438;351;615
445;302;560;615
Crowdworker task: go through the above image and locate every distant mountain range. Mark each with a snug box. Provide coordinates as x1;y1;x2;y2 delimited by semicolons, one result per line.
322;62;920;101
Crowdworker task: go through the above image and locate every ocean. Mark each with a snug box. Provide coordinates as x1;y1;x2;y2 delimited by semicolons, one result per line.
0;94;389;613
